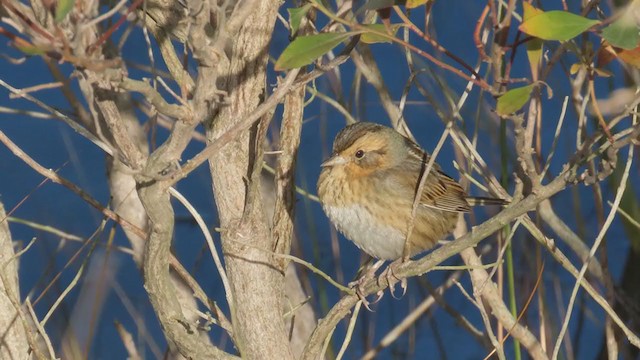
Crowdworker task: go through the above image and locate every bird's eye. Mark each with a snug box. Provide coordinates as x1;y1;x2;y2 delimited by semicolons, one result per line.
355;149;365;159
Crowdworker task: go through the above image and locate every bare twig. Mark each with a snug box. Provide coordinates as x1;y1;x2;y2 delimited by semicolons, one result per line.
168;187;233;308
114;321;142;360
25;298;55;359
0;79;114;156
8;81;62;98
335;300;361;360
0;130;144;237
403;126;451;260
552;116;637;358
461;247;547;360
362;271;463;360
119;78;185;118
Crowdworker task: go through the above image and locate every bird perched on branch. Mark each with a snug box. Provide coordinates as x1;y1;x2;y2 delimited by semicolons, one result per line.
317;122;505;301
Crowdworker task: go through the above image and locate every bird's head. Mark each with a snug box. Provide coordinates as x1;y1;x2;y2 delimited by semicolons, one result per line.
321;122;417;177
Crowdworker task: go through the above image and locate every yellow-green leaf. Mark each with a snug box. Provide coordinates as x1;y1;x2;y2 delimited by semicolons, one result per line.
275;32;353;70
288;4;312;36
361;0;400;11
55;0;75;23
360;24;400;44
15;43;46;55
406;0;429;9
523;3;543;79
496;84;535;115
519;11;600;41
522;2;543;20
569;63;584;75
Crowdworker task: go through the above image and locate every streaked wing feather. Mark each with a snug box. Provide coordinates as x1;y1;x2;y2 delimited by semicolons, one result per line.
399;138;470;213
420;171;471;213
467;196;509;206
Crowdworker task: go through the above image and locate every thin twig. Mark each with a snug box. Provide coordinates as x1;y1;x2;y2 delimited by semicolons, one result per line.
0;79;114;156
169;69;301;184
81;0;130;29
483;261;545;360
552;115;637;358
7;217;135;255
168;187;233;309
306;86;356;124
336;300;361;360
588;78;614;143
0;130;144;238
25;298;56;359
114;321;142;360
362;271;462;360
541;96;569;178
111;282;164;358
276;254;353;294
609;200;640;229
8;81;62;99
520;214;640;348
0;106;54;119
41;220;105;325
403;127;451;260
393;6;484;82
119;78;185;118
2;237;37;268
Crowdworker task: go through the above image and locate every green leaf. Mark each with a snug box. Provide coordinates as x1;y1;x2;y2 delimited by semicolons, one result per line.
523;3;543;78
519;11;600;41
522;2;543;20
360;0;405;11
275;32;353;70
15;43;46;55
496;84;535;115
602;12;640;50
360;24;400;44
288;4;312;36
55;0;75;23
406;0;429;8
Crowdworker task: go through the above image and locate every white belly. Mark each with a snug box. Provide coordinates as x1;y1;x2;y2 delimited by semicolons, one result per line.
322;204;406;260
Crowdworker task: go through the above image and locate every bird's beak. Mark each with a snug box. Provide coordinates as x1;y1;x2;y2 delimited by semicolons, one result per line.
321;155;347;167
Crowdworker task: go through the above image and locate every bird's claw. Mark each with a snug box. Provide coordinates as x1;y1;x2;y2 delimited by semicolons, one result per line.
381;261;407;299
389;278;408;299
349;258;408;308
349;275;383;312
358;289;385;312
349;260;386;311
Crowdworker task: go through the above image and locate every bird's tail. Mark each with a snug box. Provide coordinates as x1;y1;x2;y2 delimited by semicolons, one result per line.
466;196;509;207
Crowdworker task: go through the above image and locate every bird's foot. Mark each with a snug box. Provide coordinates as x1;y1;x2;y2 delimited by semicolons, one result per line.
381;259;407;299
349;260;386;311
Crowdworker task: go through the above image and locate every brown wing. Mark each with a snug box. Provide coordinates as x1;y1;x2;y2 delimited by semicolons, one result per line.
380;138;471;212
396;136;471;213
419;171;471;213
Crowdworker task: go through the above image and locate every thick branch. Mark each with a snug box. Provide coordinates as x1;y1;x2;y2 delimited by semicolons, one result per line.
139;183;236;359
206;0;295;358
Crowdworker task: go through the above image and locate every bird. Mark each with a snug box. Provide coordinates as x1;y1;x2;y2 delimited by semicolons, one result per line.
317;121;505;262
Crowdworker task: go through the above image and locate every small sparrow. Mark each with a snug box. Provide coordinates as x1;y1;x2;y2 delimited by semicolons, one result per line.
318;122;504;261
